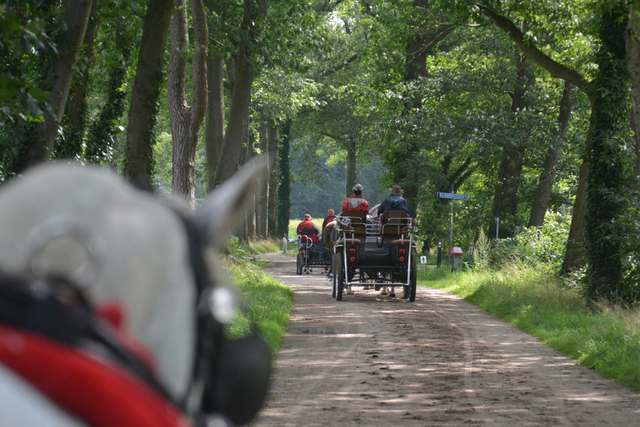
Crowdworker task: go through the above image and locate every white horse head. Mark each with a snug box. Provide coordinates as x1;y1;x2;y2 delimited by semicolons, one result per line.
0;158;269;426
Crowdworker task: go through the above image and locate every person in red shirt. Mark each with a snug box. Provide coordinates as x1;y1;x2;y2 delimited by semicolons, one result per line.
322;209;337;231
297;214;320;243
341;183;369;214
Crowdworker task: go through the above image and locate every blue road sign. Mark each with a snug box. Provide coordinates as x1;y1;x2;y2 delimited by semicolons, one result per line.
437;192;469;200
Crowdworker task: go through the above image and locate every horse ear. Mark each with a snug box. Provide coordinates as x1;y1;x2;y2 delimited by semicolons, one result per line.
195;157;270;250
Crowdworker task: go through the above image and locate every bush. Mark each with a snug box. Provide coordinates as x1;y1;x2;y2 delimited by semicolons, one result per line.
488;211;569;273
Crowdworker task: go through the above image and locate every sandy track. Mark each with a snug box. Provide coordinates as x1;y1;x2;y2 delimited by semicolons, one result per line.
250;252;640;426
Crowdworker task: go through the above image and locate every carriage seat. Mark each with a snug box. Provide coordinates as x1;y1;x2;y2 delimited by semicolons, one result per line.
380;210;410;225
299;227;319;244
380;211;415;244
336;222;366;245
340;210;367;223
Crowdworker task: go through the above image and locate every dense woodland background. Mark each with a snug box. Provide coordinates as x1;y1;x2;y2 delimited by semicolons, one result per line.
2;0;640;305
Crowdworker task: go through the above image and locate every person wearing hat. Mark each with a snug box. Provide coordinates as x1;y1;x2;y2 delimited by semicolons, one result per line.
377;185;410;218
341;183;369;214
297;213;320;243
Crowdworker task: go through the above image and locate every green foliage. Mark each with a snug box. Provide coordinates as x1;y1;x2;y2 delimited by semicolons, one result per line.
615;190;640;304
424;263;640;392
0;11;53;122
496;210;570;272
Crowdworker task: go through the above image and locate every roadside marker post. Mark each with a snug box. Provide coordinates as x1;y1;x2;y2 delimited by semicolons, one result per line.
437;190;469;267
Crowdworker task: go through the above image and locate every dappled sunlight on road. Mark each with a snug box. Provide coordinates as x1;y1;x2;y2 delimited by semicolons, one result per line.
251;252;640;426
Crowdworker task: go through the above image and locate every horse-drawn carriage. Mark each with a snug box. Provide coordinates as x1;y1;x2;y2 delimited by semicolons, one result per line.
331;210;418;301
296;227;331;275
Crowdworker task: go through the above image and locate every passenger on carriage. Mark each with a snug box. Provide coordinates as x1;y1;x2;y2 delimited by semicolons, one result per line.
341;183;369;215
378;185;410;219
297;214;320;244
322;208;336;231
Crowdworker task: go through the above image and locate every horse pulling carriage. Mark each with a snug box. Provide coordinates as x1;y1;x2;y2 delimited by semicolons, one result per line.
331;210;418;302
296;228;331;275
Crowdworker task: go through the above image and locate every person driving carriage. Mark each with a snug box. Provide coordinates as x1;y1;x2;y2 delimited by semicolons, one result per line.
297;214;320;244
377;185;410;218
341;183;369;215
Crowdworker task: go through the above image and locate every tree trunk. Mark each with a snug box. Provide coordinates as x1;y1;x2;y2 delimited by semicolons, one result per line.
214;0;265;187
584;5;627;302
28;0;94;167
562;160;588;272
168;0;208;208
214;45;254;186
241;135;254;242
267;124;280;237
276;120;292;239
256;123;269;238
528;81;574;227
488;53;534;238
488;146;526;238
205;54;225;192
56;3;99;160
125;0;174;188
345;138;357;198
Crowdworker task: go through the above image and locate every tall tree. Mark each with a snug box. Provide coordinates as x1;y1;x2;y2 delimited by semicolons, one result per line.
276;120;292;238
267;124;279;237
204;54;225;192
477;1;631;301
27;0;95;168
211;0;266;187
583;3;628;302
528;81;574;227
168;0;208;207
124;0;174;188
55;0;100;160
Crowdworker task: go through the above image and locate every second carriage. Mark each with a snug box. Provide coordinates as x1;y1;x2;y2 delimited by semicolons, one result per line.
296;227;331;275
331;210;418;301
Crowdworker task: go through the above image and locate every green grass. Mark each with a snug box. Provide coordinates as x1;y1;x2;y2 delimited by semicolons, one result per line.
223;237;294;353
226;261;294;352
246;238;281;254
420;265;640;392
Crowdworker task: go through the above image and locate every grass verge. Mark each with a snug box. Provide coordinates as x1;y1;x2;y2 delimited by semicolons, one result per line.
419;265;640;392
223;237;294;353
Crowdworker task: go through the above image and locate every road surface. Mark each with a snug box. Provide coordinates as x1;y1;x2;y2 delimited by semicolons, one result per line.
250;252;640;426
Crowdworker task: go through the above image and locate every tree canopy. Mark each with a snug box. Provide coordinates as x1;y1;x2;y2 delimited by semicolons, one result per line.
2;0;640;304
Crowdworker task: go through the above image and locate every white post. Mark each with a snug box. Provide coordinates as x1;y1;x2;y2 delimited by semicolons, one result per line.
282;235;287;254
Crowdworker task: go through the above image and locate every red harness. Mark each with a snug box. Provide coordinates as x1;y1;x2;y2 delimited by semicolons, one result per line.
0;325;192;427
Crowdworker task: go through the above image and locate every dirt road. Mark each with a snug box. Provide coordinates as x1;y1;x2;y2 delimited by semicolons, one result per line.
250;252;640;426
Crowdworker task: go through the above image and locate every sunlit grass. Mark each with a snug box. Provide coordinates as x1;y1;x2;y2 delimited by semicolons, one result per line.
223;237;294;353
246;238;281;254
226;262;294;352
419;265;640;392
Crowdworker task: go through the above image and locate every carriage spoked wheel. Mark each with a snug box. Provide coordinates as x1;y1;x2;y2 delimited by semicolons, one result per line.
331;251;339;298
296;252;303;275
334;251;345;301
403;252;417;302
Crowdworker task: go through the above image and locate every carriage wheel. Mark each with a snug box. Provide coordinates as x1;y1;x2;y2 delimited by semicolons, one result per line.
334;251;345;301
296;252;303;275
403;254;418;302
331;252;340;298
